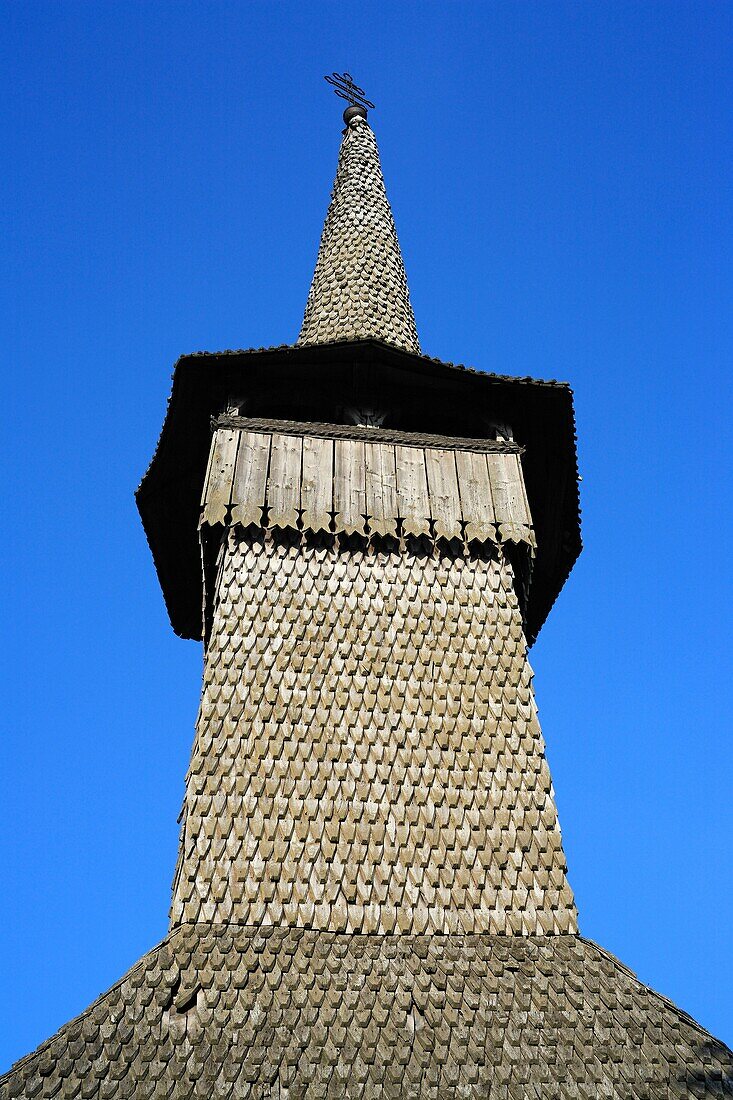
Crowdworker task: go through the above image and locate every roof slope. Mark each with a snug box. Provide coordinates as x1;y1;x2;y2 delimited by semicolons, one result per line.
3;928;731;1098
298;115;420;353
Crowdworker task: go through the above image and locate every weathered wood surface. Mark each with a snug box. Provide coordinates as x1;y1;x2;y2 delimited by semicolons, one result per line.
395;444;431;538
173;531;573;935
489;453;534;545
301;434;333;533
202;428;535;547
215;412;524;454
9;925;727;1100
267;432;302;530
230;431;270;527
424;448;462;541
456;450;496;542
365;442;398;537
201;429;239;526
334;438;366;535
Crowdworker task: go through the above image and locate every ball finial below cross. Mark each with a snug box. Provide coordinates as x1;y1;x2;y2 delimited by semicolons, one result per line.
324;72;374;123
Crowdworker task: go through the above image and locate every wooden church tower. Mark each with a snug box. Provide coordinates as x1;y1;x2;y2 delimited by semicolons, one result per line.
3;80;732;1099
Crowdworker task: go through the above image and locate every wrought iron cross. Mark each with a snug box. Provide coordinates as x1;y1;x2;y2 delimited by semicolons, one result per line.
324;72;375;112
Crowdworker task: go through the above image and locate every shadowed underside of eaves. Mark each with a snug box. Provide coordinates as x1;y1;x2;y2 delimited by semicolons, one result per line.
2;927;732;1099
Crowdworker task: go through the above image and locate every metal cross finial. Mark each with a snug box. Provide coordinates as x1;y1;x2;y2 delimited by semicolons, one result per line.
324;72;375;113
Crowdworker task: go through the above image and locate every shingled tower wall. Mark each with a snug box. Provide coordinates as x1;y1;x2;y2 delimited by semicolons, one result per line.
172;524;576;935
3;97;732;1100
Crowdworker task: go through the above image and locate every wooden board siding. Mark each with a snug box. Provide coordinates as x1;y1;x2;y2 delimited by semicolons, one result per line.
203;427;535;548
230;431;270;527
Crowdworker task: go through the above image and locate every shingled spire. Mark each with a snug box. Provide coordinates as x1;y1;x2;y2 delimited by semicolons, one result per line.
298;105;420;353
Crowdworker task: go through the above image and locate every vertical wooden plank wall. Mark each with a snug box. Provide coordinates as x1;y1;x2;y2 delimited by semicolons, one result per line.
201;428;534;546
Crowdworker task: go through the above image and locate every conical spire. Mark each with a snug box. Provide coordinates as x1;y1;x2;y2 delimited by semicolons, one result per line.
298;111;421;353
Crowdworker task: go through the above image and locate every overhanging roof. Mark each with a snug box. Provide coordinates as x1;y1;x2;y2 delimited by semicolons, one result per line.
136;339;582;644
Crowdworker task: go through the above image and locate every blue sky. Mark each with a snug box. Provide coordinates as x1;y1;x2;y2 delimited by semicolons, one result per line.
1;0;731;1070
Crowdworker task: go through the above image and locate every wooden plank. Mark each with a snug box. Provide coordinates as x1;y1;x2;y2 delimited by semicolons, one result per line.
267;432;302;530
334;438;366;535
424;448;462;540
517;452;533;523
230;431;271;527
487;453;529;525
301;435;333;533
455;450;496;543
365;442;398;537
488;452;534;544
201;428;239;526
200;429;217;508
395;445;430;537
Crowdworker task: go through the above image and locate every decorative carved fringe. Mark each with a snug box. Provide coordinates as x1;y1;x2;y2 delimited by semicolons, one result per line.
200;425;535;549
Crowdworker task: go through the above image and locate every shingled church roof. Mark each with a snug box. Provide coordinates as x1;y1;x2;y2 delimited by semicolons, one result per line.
3;928;732;1099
